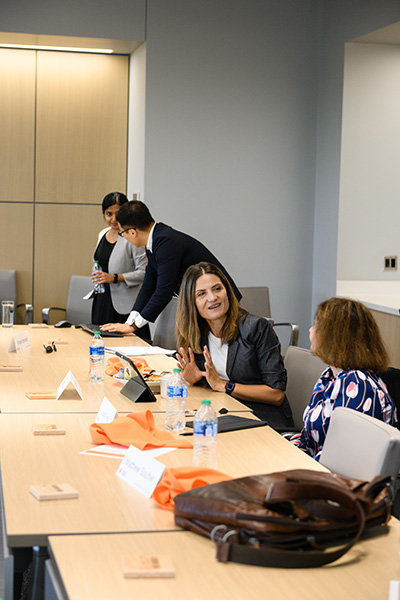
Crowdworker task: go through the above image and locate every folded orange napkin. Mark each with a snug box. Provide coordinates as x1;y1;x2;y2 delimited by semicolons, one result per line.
105;356;151;377
105;356;124;377
152;466;233;510
90;410;193;450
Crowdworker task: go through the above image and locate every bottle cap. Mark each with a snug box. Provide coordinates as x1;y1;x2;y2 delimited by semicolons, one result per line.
94;331;101;335
173;368;181;372
201;399;211;405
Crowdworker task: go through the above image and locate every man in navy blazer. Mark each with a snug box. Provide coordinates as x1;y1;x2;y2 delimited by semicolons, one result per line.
101;200;241;335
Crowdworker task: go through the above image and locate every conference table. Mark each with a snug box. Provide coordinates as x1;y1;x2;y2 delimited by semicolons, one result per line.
0;325;249;414
0;326;399;599
46;526;400;600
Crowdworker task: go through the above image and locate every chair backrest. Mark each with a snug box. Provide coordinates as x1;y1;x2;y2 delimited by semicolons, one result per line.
152;297;178;350
320;406;400;482
0;270;17;305
238;286;271;319
0;270;17;324
284;346;327;429
66;276;93;325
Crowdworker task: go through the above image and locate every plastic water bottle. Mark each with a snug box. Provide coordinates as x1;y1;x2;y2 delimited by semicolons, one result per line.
165;368;188;431
89;331;105;382
92;261;105;294
193;400;218;468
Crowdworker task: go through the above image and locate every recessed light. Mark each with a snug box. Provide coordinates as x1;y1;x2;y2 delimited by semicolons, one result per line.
0;43;113;54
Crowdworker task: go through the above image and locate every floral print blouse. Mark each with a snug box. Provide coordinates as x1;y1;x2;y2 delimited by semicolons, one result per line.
290;367;397;460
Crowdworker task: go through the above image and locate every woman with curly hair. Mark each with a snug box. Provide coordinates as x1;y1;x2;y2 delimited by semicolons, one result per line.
291;297;397;459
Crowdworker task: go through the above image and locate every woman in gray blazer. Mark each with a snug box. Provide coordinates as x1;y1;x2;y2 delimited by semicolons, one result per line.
176;262;293;428
91;192;147;329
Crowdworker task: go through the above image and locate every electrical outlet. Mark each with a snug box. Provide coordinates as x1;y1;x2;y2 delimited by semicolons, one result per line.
383;256;397;271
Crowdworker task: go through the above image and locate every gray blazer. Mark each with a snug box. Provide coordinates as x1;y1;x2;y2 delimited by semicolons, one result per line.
94;228;147;314
195;313;293;428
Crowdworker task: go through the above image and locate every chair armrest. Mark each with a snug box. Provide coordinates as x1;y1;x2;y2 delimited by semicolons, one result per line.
273;322;299;347
17;303;34;325
42;307;66;325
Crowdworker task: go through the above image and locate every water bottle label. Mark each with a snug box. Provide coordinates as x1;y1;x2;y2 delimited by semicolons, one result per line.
90;346;105;357
193;422;217;436
167;385;188;398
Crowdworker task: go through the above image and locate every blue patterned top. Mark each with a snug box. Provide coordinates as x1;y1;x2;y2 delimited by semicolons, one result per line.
290;367;397;460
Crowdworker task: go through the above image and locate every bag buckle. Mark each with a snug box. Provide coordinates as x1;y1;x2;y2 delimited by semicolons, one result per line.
211;524;228;543
264;483;275;502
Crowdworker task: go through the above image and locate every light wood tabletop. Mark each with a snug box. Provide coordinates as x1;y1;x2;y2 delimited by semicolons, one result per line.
47;526;400;600
0;412;324;548
0;326;249;414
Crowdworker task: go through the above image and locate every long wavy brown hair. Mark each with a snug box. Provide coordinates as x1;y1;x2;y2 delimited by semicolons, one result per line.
176;262;246;353
313;297;389;372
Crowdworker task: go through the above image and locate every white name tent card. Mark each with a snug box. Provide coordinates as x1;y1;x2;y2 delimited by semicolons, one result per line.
57;370;83;400
95;397;119;423
8;331;31;353
116;445;166;499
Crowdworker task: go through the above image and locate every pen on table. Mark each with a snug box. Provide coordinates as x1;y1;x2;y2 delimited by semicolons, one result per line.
179;432;193;436
143;370;156;380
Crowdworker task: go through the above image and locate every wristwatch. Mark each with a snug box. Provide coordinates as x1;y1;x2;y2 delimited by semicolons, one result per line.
113;273;118;283
225;381;236;396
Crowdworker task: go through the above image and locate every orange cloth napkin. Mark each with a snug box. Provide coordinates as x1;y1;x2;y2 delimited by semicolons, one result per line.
105;356;151;377
152;466;233;510
90;410;193;450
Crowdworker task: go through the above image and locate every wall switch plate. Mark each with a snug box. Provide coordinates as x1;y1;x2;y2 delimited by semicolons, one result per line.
383;256;397;271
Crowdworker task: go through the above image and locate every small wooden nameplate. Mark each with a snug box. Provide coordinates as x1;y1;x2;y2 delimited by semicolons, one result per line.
30;483;79;501
122;555;175;579
28;323;48;328
26;391;57;400
32;424;66;436
0;365;23;372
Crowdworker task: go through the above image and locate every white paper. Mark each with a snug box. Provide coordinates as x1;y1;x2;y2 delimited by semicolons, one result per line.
8;331;31;353
81;444;174;460
390;581;400;600
116;445;166;498
57;370;83;400
105;346;175;357
95;396;119;423
81;444;128;459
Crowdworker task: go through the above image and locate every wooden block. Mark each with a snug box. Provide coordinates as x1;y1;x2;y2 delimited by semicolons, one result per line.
48;339;68;345
122;555;175;579
28;323;49;328
32;424;66;436
0;365;23;372
29;483;79;501
26;392;57;399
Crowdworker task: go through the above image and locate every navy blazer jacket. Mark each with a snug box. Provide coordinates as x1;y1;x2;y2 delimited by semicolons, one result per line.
195;313;293;429
133;223;241;323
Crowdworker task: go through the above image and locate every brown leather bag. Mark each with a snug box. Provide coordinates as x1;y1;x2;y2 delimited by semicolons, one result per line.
173;469;393;568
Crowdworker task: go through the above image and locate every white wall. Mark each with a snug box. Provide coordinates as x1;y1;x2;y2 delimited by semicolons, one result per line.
127;42;146;200
142;0;319;346
337;42;400;281
311;1;400;316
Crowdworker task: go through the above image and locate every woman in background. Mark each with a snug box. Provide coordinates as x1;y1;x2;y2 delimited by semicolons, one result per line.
291;297;397;459
91;192;147;329
176;262;293;428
